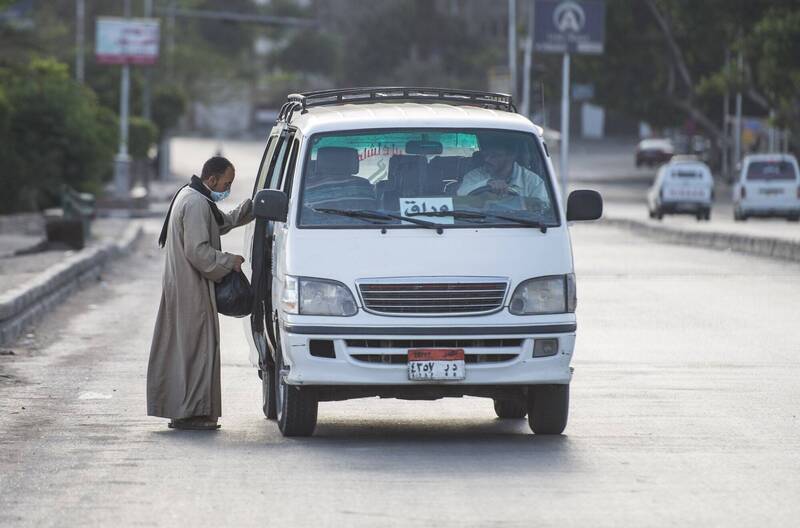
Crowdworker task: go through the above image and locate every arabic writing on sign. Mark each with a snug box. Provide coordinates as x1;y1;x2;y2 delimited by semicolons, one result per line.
399;197;455;224
358;144;402;161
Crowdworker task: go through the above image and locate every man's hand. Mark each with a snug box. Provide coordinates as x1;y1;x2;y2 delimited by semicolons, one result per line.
232;255;245;272
487;178;510;194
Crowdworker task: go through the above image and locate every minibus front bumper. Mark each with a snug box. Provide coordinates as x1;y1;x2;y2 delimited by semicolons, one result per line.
278;323;576;387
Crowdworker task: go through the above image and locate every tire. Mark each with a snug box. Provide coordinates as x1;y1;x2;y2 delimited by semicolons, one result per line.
654;210;663;221
787;215;799;223
527;384;569;435
704;209;712;221
493;398;527;419
261;364;277;420
275;340;318;437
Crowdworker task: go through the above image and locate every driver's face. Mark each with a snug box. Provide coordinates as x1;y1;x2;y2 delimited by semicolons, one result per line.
483;147;515;177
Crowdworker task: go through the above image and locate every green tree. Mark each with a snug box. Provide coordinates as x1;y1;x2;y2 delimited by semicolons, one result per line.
748;7;800;132
128;117;159;160
152;84;187;137
0;57;117;212
337;0;490;88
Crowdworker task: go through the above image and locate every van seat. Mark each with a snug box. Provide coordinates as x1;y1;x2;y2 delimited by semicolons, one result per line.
428;156;472;195
388;155;427;197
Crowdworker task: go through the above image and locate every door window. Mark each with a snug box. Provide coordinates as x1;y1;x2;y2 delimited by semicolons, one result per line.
280;138;301;196
267;132;292;190
253;136;278;196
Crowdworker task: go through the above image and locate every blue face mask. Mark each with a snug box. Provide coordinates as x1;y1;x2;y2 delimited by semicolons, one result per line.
210;189;230;202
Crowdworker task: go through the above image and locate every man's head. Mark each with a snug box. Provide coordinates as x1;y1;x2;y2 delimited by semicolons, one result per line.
480;135;516;178
201;156;235;193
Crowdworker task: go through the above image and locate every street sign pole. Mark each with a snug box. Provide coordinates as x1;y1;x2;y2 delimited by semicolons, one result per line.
142;0;153;120
508;0;517;102
521;0;535;118
97;12;159;199
560;51;570;195
533;0;605;197
75;0;85;83
112;1;133;200
114;62;131;199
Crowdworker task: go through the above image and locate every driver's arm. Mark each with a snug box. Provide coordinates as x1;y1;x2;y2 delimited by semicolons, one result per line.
456;170;486;196
523;172;549;201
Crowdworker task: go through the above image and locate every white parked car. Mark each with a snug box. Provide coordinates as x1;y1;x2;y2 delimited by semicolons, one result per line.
242;87;603;437
647;159;714;221
635;138;674;167
733;154;800;221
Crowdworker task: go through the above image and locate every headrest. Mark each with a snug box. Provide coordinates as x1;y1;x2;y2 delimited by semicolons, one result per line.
316;147;359;176
389;154;427;171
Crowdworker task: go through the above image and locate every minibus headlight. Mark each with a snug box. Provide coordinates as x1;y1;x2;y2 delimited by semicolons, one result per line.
509;274;575;315
282;276;358;316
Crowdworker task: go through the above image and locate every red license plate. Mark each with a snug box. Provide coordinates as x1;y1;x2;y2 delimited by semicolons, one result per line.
408;348;466;381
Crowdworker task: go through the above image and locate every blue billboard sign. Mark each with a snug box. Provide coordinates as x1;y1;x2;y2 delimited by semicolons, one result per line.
534;0;606;55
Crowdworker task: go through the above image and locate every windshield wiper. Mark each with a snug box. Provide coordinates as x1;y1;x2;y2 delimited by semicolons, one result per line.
313;207;443;231
313;207;391;224
408;209;554;233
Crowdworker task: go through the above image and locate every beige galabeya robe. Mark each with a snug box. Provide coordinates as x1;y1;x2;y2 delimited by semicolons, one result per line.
147;187;253;420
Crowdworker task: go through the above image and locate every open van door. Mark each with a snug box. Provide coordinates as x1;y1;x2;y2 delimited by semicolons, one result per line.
246;128;298;367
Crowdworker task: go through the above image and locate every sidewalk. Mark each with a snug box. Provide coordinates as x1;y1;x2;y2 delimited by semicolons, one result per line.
597;190;800;263
0;216;144;345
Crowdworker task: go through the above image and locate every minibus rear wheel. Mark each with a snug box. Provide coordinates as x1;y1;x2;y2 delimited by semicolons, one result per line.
493;398;527;419
527;384;569;435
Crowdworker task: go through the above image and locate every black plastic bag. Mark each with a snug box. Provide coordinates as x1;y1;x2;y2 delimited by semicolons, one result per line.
215;270;254;318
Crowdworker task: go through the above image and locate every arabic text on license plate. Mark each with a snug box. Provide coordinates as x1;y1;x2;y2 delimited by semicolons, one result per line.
408;349;466;381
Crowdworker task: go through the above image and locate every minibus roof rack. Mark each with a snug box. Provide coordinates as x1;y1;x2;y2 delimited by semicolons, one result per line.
278;87;516;122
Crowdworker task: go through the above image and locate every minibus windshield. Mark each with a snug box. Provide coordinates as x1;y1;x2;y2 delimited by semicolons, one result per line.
297;129;559;228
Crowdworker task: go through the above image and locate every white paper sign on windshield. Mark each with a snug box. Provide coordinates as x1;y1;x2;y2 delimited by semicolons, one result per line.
399;197;454;224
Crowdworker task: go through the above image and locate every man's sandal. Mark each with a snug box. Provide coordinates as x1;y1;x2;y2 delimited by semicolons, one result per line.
168;417;221;430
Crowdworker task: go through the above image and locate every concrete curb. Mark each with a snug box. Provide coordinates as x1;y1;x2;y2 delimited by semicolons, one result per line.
0;221;144;346
602;217;800;263
0;237;47;259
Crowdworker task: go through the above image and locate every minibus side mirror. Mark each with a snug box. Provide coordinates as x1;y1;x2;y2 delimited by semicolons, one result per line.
253;189;289;222
566;190;603;221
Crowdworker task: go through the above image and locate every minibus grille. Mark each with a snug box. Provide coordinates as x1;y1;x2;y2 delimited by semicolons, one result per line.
346;339;522;348
350;354;518;365
358;281;507;315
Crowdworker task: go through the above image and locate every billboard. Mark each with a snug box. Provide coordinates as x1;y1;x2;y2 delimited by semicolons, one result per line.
534;0;605;55
95;17;160;65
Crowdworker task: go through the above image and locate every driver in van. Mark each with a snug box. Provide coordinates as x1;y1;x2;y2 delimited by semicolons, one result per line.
456;134;548;201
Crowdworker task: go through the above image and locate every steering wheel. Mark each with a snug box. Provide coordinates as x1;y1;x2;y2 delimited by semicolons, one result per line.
467;184;520;197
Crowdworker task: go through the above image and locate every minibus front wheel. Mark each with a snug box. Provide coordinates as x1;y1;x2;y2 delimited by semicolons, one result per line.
275;334;318;437
527;384;569;435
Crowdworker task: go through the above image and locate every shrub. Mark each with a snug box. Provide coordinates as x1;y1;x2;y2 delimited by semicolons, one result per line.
0;57;118;212
128;116;158;160
152;84;187;138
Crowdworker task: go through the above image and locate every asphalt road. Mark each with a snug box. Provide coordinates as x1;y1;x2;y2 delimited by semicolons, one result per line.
1;138;799;527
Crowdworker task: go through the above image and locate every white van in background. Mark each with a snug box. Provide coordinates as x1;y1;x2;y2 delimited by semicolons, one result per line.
647;159;714;221
733;154;800;221
243;88;603;437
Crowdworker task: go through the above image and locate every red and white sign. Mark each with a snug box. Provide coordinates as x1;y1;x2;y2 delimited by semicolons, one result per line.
95;17;160;65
